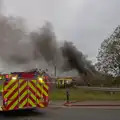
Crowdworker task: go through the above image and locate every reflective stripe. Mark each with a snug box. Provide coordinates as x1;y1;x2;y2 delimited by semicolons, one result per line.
9;99;18;110
19;90;27;102
28;80;37;107
39;103;45;108
29;98;35;107
30;92;36;102
37;84;48;96
3;76;49;110
4;83;18;99
19;81;27;93
19;80;28;108
4;80;17;90
19;98;27;108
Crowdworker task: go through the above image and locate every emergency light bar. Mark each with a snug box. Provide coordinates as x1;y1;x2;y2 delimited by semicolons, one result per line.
38;77;44;83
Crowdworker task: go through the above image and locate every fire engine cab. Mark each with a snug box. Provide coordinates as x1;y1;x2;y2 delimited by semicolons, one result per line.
0;70;50;111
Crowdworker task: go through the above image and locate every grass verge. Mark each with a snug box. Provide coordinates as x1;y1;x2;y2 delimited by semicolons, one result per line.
0;85;2;92
50;88;120;101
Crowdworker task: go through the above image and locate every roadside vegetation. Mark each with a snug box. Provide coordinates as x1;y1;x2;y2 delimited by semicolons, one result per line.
0;85;2;92
50;88;120;101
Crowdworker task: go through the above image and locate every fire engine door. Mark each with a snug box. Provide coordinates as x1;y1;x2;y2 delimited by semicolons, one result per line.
19;79;37;108
3;79;19;110
19;79;44;108
3;79;45;110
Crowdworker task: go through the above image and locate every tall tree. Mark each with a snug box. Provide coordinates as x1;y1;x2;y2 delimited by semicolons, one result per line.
96;26;120;76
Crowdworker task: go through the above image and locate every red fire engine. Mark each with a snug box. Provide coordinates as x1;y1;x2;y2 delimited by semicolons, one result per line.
0;70;50;111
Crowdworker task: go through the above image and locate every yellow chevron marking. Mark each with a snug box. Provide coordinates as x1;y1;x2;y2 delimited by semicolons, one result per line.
44;83;48;90
29;83;36;93
4;80;17;90
31;80;36;84
19;80;27;108
19;91;27;102
30;92;36;102
19;99;27;108
9;91;18;101
19;81;27;93
29;98;36;107
37;84;48;96
4;83;18;99
9;99;18;110
7;92;19;110
29;80;37;106
37;80;48;90
39;103;45;108
19;79;24;84
36;89;41;98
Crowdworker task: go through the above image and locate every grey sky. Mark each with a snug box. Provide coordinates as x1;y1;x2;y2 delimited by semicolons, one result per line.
2;0;120;63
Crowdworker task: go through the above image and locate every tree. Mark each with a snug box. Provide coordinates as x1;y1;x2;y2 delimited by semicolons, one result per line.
96;26;120;76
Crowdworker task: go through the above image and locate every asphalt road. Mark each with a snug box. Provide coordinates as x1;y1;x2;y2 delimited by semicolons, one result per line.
0;107;120;120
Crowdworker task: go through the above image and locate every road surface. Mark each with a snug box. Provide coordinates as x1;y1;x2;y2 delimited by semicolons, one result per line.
0;107;120;120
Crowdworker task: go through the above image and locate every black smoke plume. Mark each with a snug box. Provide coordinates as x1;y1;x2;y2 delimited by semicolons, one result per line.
61;41;87;74
0;4;95;74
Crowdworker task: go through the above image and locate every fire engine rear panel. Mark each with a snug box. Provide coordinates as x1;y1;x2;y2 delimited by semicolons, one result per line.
2;75;49;111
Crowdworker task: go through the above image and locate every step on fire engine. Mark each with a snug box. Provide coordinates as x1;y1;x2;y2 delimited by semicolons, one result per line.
0;70;50;111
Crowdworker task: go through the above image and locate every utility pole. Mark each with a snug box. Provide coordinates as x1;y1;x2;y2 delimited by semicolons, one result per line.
54;64;56;77
54;54;57;77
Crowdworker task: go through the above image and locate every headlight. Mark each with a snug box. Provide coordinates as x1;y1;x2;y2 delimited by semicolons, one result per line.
12;77;17;80
38;77;44;83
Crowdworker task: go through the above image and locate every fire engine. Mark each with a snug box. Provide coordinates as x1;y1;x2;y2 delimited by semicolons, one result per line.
0;69;50;111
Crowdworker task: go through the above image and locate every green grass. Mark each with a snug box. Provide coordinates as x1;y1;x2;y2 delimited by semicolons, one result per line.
50;88;120;101
0;85;3;92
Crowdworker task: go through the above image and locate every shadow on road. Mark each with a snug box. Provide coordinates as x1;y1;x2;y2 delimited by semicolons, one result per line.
0;108;46;118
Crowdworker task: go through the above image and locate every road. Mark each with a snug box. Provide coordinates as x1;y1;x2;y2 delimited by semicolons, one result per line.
0;107;120;120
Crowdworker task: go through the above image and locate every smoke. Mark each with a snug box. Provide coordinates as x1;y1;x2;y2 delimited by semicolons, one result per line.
0;3;95;75
61;41;96;75
0;16;33;65
61;41;86;74
31;22;58;63
30;22;95;76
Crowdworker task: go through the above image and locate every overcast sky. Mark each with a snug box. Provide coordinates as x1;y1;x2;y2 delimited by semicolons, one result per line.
2;0;120;63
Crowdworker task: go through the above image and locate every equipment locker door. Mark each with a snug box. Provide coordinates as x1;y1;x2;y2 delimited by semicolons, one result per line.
19;79;28;108
19;79;37;108
3;79;19;110
28;79;37;107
